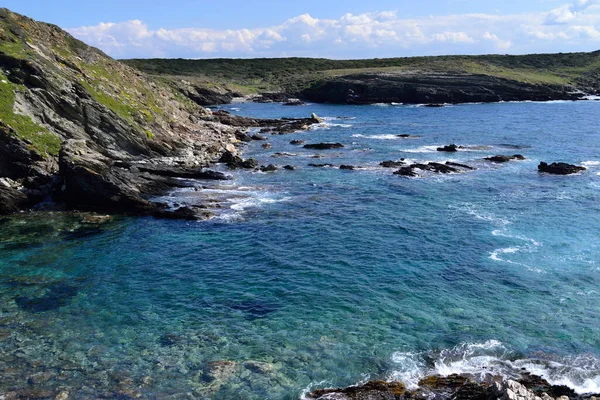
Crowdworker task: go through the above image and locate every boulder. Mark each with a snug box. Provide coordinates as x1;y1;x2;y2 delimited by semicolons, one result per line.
251;134;267;141
283;165;296;170
262;143;272;149
538;162;586;175
311;113;324;123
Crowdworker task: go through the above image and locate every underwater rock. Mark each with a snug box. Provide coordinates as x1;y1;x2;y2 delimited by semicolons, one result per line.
538;162;586;175
229;300;279;320
15;282;79;313
262;143;273;149
202;361;238;383
308;163;335;168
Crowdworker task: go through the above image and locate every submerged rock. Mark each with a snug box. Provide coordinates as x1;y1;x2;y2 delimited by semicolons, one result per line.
229;300;279;320
290;140;305;145
262;143;273;149
308;163;335;168
15;282;79;313
304;143;344;150
283;165;296;170
538;162;586;175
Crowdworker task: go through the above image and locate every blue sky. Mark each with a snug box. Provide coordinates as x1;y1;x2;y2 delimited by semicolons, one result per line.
4;0;600;58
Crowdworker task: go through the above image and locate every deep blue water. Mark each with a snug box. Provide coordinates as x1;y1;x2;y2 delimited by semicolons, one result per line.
1;101;600;399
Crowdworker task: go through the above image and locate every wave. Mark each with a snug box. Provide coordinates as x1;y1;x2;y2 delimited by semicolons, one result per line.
389;341;600;394
352;134;415;140
582;161;600;167
310;122;353;130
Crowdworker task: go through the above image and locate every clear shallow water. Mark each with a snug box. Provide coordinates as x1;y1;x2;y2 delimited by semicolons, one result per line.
1;101;600;399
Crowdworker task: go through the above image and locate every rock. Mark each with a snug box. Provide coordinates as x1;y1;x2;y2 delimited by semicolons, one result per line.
308;380;406;400
308;163;335;168
272;152;298;158
262;143;272;149
311;113;324;123
428;162;459;173
235;130;253;142
425;103;445;107
260;164;278;172
340;165;355;170
219;151;259;169
381;160;406;168
290;140;305;145
394;167;418;177
304;143;344;150
538;162;586;175
437;144;459;152
485;155;526;163
244;361;275;374
283;165;296;170
80;214;113;224
397;134;419;138
283;99;306;106
55;391;70;400
0;185;29;214
251;134;267;141
493;380;544;400
446;161;476;170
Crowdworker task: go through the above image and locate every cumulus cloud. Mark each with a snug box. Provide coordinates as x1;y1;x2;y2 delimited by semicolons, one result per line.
67;2;600;59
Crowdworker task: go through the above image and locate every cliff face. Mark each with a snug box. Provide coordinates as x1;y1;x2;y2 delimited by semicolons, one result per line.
0;8;237;216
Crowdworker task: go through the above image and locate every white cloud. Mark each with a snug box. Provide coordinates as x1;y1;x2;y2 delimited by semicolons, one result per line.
67;2;600;59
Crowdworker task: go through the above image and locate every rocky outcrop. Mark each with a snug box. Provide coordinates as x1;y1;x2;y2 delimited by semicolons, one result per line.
201;110;322;134
302;72;584;105
308;381;406;400
173;80;238;105
538;162;586;175
0;184;29;214
0;8;242;218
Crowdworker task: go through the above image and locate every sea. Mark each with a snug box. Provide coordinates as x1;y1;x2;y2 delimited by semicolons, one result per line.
1;100;599;399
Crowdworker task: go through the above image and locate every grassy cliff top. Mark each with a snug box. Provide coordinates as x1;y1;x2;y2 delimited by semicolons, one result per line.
123;51;600;94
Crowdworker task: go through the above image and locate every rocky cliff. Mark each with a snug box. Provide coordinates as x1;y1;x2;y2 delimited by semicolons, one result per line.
0;8;240;217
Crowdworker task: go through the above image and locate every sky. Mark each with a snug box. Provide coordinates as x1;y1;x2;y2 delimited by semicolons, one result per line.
4;0;600;59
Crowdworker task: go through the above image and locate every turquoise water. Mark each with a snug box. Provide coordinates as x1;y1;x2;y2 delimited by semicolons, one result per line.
1;101;600;399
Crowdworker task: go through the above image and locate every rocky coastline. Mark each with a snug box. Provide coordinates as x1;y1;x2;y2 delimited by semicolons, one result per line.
307;373;599;400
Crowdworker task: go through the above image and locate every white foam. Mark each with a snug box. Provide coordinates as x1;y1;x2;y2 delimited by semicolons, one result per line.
451;203;512;227
310;122;353;131
582;161;600;167
390;341;600;394
402;145;440;153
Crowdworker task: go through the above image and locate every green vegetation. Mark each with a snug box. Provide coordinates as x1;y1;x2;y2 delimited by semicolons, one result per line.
123;51;600;93
0;72;61;156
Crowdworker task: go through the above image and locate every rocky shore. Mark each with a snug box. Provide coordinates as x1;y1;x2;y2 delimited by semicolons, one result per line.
0;8;323;220
307;373;599;400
